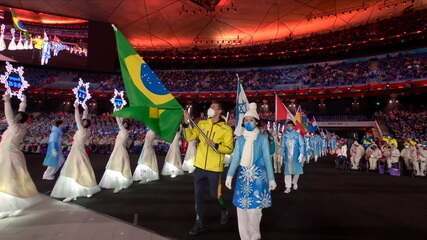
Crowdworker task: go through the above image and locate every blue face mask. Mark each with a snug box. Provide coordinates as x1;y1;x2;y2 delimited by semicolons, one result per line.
286;126;293;132
243;122;256;131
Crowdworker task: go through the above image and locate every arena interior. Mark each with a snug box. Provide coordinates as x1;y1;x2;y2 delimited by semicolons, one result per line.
0;1;427;240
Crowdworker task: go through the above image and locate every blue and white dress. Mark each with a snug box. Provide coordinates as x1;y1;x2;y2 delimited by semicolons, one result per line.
227;134;275;209
43;126;64;167
281;130;305;175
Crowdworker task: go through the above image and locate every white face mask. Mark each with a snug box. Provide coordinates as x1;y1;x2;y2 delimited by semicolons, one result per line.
207;108;215;118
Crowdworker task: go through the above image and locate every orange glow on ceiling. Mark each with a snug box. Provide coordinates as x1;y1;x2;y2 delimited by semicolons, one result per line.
1;7;87;25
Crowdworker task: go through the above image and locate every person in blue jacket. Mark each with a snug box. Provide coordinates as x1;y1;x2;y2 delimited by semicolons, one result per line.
282;120;305;194
313;133;322;162
226;103;276;240
42;119;64;180
304;133;313;164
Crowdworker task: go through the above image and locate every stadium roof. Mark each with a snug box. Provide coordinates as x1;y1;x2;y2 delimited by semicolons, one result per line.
0;0;419;50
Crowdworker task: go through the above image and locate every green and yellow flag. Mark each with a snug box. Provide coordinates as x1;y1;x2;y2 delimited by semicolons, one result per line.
112;27;183;142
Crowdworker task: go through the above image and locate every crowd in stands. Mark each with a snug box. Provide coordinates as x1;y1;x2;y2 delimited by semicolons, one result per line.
16;49;427;92
376;110;427;142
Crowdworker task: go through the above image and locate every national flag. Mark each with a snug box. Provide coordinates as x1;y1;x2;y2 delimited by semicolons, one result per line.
234;77;249;136
307;114;319;133
275;94;294;122
112;26;183;142
294;106;307;135
10;9;27;32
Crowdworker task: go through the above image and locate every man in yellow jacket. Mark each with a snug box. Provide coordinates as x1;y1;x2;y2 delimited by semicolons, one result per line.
183;101;234;236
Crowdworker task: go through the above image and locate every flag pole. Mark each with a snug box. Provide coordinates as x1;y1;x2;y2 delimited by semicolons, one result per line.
186;106;219;153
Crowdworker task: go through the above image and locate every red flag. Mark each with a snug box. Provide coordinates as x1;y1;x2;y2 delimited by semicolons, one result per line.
275;95;294;122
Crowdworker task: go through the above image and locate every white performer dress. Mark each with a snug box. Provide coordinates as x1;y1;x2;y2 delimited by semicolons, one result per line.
0;24;6;51
133;130;159;183
161;130;184;178
182;140;196;173
16;32;24;50
0;95;42;218
99;117;132;192
8;28;16;50
50;106;100;200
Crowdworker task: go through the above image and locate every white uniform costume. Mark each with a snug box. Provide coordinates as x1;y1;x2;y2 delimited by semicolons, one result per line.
350;142;364;170
414;145;427;176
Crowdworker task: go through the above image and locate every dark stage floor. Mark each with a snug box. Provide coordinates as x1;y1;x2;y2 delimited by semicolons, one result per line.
25;153;427;240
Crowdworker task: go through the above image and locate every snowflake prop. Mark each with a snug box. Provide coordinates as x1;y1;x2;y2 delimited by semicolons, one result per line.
0;62;29;100
72;78;91;109
110;89;127;112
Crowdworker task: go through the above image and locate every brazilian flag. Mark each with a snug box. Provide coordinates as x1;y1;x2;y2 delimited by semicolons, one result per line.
10;9;27;32
112;27;183;142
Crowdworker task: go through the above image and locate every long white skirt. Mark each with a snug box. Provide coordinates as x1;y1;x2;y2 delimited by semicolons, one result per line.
0;192;43;218
133;164;159;183
182;141;196;173
99;169;132;190
161;162;184;177
51;176;100;199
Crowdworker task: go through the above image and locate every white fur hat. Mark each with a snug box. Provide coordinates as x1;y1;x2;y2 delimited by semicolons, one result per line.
243;102;259;120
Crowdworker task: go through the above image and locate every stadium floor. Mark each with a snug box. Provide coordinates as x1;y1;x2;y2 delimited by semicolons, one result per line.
25;153;427;240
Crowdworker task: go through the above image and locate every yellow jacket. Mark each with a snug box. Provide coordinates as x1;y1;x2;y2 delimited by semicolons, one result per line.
183;118;234;172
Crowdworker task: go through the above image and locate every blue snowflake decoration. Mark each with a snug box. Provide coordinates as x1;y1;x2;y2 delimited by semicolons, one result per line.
110;89;127;112
0;62;29;100
72;78;91;109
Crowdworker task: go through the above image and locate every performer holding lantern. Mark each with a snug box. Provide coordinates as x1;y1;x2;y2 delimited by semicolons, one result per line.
99;90;133;193
51;80;100;202
0;63;42;219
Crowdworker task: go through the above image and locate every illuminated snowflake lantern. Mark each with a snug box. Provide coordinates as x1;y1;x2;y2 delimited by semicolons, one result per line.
72;78;91;109
0;62;30;100
110;89;127;112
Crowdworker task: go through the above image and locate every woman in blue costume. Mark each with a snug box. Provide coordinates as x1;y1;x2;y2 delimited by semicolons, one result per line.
226;103;276;240
42;120;64;180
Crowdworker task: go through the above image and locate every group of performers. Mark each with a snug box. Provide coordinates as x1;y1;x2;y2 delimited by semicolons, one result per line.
338;136;427;176
0;93;335;239
0;24;87;65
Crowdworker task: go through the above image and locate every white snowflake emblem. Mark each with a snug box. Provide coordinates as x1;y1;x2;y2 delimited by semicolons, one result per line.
241;183;253;196
0;62;29;100
254;190;271;208
239;197;252;209
239;165;260;184
72;78;91;109
110;89;127;112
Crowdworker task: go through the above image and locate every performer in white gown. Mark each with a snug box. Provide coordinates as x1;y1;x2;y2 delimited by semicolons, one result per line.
50;102;100;202
0;93;42;219
0;24;6;51
133;130;159;183
99;117;132;193
182;140;196;173
161;129;184;178
8;28;16;50
28;34;33;49
23;36;29;49
16;32;24;50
